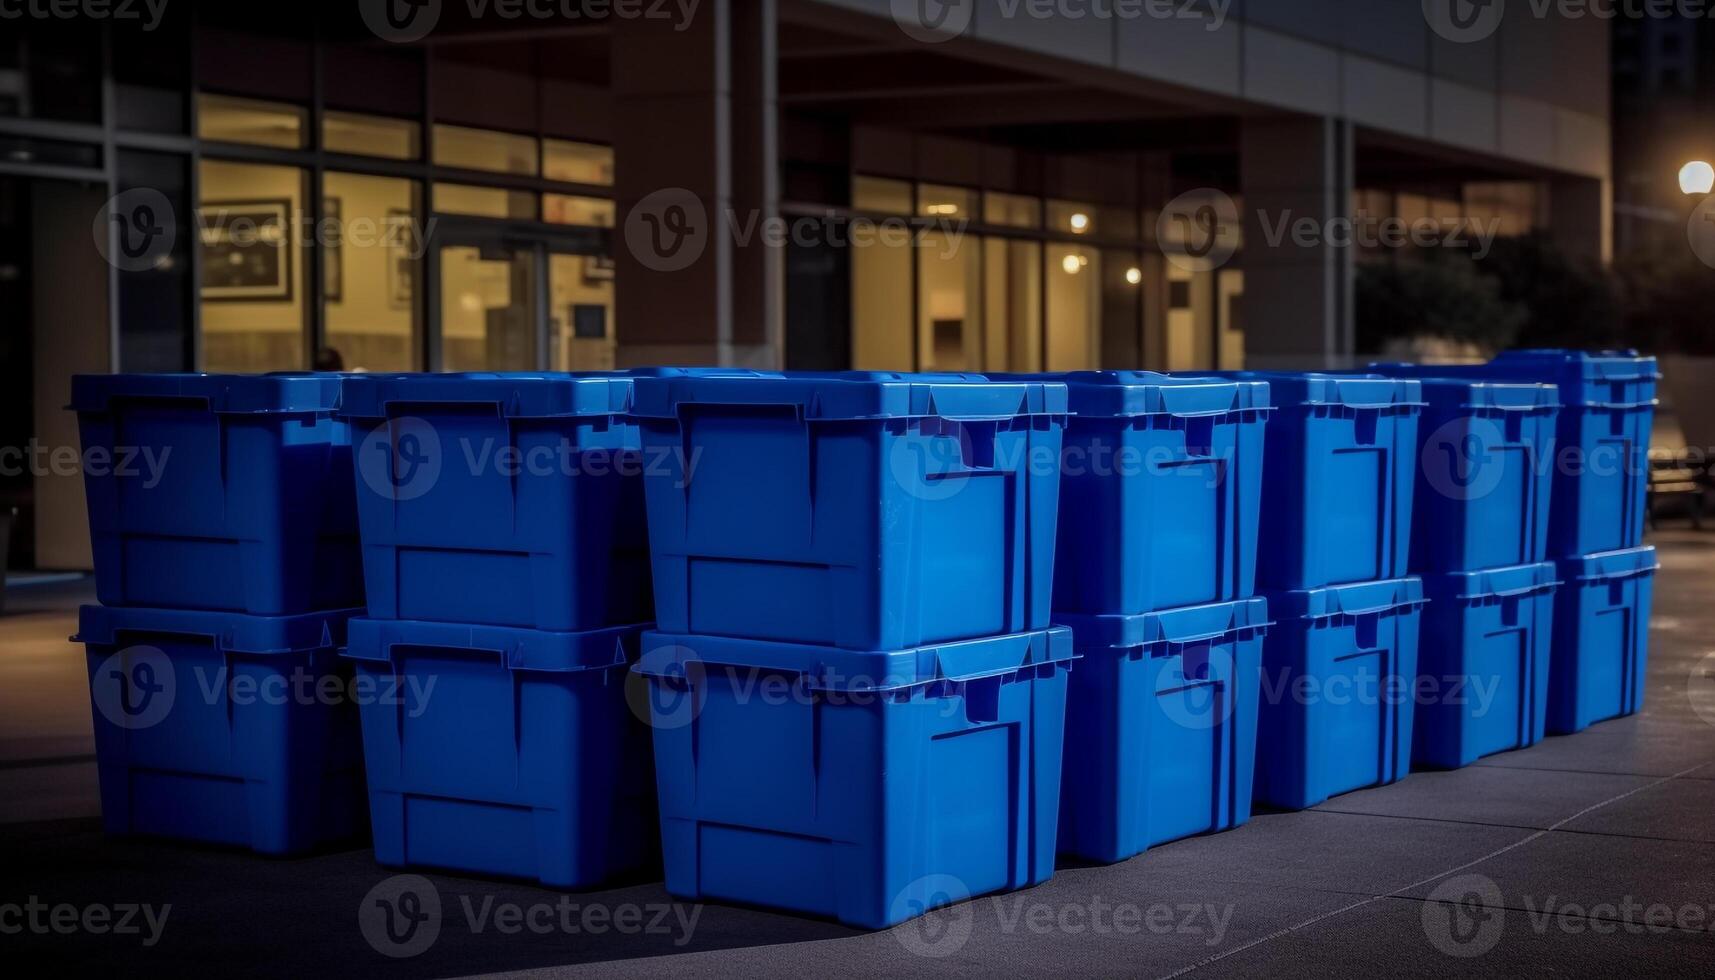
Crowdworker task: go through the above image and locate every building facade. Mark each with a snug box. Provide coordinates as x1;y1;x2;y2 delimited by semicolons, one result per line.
3;0;1611;567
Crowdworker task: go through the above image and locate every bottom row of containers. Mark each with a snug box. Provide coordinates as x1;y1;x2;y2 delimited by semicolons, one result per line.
79;541;1655;929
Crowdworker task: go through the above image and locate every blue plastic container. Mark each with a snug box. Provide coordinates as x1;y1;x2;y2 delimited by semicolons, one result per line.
1255;578;1425;810
1548;545;1658;735
77;603;367;855
1368;374;1559;573
1057;598;1268;864
1414;562;1558;770
72;373;362;615
1375;351;1657;556
339;373;653;631
631;372;1068;650
343;617;655;887
1011;372;1268;615
634;626;1072;928
1226;373;1422;591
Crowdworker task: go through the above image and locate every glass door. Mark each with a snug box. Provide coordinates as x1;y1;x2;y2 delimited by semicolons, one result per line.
436;235;537;372
547;249;616;372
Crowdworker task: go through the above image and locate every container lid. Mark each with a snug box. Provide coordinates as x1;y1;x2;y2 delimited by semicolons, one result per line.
75;604;360;655
630;371;1069;421
990;371;1269;419
1372;352;1656;407
1556;544;1660;582
1421;561;1560;601
1269;577;1425;621
633;626;1073;692
337;372;651;419
71;373;346;415
1219;372;1421;411
1367;365;1560;412
342;618;642;673
1056;596;1270;650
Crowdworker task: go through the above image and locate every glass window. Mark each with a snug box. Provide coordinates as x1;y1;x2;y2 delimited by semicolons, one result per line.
549;252;615;371
918;229;981;371
323;111;421;160
1046;244;1100;370
983;238;1042;372
983;192;1041;229
118;150;194;371
1047;200;1096;237
853;175;912;215
543;139;614;186
433;183;537;220
1101;248;1142;368
198;159;308;372
851;224;913;370
544;194;615;228
432;124;539;176
0;28;101;123
197;94;307;149
323;172;421;372
439;243;536;371
917;184;977;220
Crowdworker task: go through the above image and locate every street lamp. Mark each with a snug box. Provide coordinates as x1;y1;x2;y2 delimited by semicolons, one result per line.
1681;160;1714;196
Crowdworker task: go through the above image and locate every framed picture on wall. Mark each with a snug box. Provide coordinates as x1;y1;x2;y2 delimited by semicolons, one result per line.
583;253;615;283
571;303;607;339
386;208;416;311
323;197;342;303
200;199;293;303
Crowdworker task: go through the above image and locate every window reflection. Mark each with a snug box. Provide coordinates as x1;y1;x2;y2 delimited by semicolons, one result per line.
197;159;307;372
323;171;420;372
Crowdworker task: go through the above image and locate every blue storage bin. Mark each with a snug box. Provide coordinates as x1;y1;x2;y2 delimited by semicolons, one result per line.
1225;373;1422;591
1375;351;1657;555
1367;374;1559;573
1255;578;1425;810
1414;562;1558;770
634;626;1072;928
632;372;1068;650
339;372;652;631
77;603;367;855
1004;371;1268;615
72;373;362;615
1057;598;1268;864
343;618;656;888
1548;545;1658;735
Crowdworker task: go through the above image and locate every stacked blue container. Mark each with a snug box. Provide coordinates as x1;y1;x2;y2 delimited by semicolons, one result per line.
1228;373;1427;811
337;372;658;888
628;371;1074;928
1024;372;1272;864
1376;351;1660;736
71;373;367;855
1366;365;1562;769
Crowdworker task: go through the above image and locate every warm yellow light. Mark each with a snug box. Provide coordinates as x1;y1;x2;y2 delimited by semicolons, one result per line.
1061;254;1083;274
1068;212;1090;233
1681;161;1715;195
924;202;960;216
1125;267;1142;285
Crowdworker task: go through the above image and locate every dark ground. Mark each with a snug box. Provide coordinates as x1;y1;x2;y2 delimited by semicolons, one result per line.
3;531;1712;979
